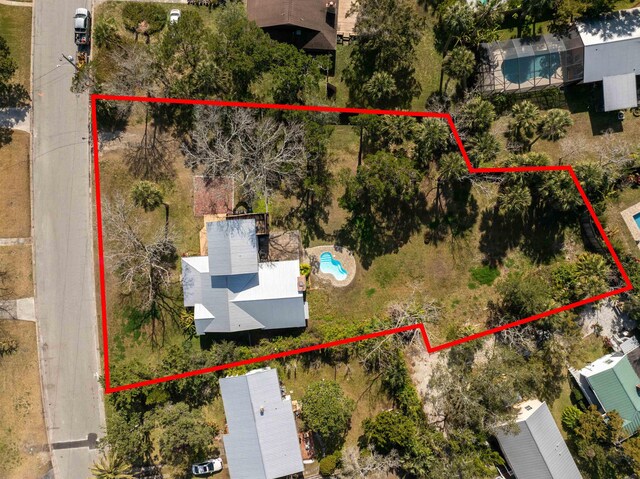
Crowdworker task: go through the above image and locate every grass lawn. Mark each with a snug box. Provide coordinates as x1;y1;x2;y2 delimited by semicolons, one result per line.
0;245;33;298
603;187;640;256
550;378;572;438
412;15;443;110
0;131;31;238
0;321;49;479
0;4;32;91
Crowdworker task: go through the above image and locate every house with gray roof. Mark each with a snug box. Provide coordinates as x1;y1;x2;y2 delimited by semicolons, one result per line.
571;352;640;436
220;367;304;479
496;399;582;479
478;7;640;111
182;218;308;335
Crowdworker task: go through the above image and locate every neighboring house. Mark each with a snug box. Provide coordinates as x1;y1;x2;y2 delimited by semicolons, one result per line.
246;0;337;54
479;8;640;111
181;218;308;335
495;400;582;479
571;352;640;436
220;367;304;479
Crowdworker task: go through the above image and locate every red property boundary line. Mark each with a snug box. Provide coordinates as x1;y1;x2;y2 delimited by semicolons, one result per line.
91;94;634;393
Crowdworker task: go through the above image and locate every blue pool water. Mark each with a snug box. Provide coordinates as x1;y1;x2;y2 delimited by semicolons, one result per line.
634;212;640;230
320;252;348;281
502;53;561;84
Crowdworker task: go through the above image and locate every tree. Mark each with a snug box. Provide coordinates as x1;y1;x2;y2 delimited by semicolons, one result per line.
622;436;640;476
155;10;228;100
0;35;29;148
103;196;178;345
214;2;280;99
90;450;134;479
497;181;532;217
93;16;121;50
344;0;425;108
148;402;217;468
362;410;417;454
102;406;154;465
507;100;541;151
436;2;475;92
443;46;475;91
536;108;574;143
362;71;398;108
456;96;496;136
338;152;423;266
561;405;583;434
121;3;166;42
130;181;163;212
570;406;629;477
413;118;451;169
182;106;306;210
335;446;400;479
270;43;327;105
301;380;355;452
467;132;500;167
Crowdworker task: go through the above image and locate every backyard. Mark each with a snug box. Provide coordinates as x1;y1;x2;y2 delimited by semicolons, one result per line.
95;103;607;386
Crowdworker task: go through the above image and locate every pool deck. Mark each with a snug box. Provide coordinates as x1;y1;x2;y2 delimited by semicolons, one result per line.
305;245;356;288
620;203;640;246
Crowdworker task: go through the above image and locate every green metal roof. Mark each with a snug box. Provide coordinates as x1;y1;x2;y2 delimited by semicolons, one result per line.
589;356;640;435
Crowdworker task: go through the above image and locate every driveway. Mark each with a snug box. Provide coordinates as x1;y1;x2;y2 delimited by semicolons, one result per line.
32;0;105;477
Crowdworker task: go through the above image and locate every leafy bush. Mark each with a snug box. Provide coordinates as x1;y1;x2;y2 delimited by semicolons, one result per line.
562;405;583;434
302;381;355;452
300;263;311;277
122;3;167;35
319;454;338;476
470;265;499;286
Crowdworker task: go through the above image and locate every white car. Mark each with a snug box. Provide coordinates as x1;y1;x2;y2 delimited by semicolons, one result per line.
191;458;223;476
169;9;181;24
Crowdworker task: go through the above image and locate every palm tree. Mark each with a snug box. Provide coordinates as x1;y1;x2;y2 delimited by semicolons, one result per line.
574;252;610;299
536;109;574;143
90;450;134;479
443;46;476;91
438;2;475;92
458;96;496;135
131;181;163;212
497;182;532;218
467;132;500;167
130;180;169;236
362;71;398;108
507;101;541;150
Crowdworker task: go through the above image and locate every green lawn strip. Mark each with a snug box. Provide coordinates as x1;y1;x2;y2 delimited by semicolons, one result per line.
0;4;32;91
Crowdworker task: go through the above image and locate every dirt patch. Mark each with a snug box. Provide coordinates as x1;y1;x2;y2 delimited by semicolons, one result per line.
0;321;50;479
0;244;33;298
0;130;31;238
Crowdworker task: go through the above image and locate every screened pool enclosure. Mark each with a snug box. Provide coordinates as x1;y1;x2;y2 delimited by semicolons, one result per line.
478;31;584;93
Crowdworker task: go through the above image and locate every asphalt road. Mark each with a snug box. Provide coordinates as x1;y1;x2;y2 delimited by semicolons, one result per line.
32;1;105;477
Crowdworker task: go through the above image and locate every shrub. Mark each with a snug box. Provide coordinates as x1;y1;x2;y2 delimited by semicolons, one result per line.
122;3;167;35
470;265;499;286
300;263;311;277
319;454;338;476
561;405;583;434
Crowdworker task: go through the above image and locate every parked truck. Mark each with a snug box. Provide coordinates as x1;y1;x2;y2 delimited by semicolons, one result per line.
74;8;91;46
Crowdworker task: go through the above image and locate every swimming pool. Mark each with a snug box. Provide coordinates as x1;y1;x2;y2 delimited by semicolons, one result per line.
502;53;561;84
319;252;348;281
633;212;640;230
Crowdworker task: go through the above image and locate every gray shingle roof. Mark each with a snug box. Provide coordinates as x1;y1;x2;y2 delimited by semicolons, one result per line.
220;368;304;479
496;400;582;479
